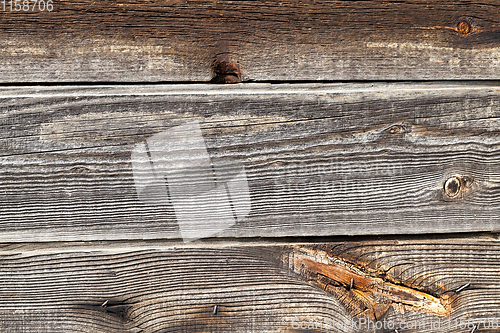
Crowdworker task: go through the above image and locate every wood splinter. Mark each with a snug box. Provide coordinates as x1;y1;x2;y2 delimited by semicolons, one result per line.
289;246;451;319
455;282;470;293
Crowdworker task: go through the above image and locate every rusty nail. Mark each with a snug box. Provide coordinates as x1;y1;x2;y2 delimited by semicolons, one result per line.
444;176;462;197
101;300;109;308
211;59;241;84
213;304;218;315
457;19;472;37
455;282;470;293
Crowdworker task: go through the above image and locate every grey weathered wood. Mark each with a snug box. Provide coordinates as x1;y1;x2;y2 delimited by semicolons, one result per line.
1;83;500;242
0;1;499;82
0;238;499;332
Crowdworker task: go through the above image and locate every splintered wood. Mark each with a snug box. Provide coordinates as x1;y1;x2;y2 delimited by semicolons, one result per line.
286;246;451;320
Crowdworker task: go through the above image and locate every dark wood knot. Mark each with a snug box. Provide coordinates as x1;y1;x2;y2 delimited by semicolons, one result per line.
444;175;473;198
457;19;472;37
388;124;407;134
211;59;241;84
444;177;461;197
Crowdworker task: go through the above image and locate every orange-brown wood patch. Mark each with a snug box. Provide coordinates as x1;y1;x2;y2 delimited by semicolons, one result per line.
289;246;451;320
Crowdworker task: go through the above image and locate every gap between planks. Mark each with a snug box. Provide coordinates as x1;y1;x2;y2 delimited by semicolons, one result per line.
1;232;499;256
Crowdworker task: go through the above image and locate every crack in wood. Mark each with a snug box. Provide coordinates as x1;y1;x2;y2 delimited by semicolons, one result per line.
286;246;451;320
76;299;132;321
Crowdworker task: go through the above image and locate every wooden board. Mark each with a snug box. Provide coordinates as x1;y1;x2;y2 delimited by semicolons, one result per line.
1;83;500;242
0;0;499;82
0;237;499;332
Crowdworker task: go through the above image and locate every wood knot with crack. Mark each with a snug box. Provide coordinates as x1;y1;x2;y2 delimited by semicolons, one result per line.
285;246;452;320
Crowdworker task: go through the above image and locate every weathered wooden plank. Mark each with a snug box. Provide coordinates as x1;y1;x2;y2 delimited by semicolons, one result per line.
0;238;499;332
1;83;500;241
0;1;499;82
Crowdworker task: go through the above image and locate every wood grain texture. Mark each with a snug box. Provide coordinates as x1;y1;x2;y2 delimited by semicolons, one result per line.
0;0;499;82
0;237;499;332
1;83;500;242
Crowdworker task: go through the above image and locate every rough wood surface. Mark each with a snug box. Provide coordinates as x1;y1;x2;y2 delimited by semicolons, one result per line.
1;83;500;242
0;237;499;332
0;0;499;82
